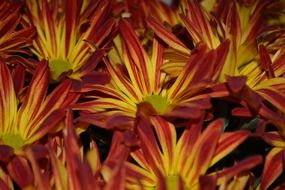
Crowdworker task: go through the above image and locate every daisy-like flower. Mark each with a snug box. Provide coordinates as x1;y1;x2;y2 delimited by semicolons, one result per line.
25;0;115;84
73;20;229;129
125;116;262;189
0;0;35;66
148;0;285;128
0;61;78;152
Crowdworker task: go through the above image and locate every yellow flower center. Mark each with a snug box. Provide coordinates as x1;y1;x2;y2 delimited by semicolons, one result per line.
2;134;25;150
49;58;72;80
143;95;168;114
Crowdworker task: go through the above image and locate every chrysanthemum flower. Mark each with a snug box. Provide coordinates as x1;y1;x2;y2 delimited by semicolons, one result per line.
0;0;35;66
0;61;78;152
73;20;229;129
125;116;262;189
25;0;115;83
148;0;285;128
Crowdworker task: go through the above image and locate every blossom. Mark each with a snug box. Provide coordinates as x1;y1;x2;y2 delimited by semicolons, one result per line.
125;116;262;189
25;0;115;84
72;20;229;129
0;61;78;152
147;0;285;129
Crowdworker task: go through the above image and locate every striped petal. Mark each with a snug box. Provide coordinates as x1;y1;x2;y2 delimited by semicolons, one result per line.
151;117;176;174
7;156;34;189
184;119;223;186
136;116;165;175
146;17;190;55
0;61;17;135
211;130;249;166
182;0;220;49
216;156;262;185
120;20;151;95
261;148;284;190
17;60;49;136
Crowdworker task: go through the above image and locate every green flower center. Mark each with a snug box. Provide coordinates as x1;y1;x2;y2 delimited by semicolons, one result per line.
49;58;72;80
2;134;25;150
166;175;180;189
143;95;168;114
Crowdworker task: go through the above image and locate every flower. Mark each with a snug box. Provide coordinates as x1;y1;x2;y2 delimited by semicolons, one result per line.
0;0;35;66
25;0;115;84
73;20;229;129
125;116;262;189
147;0;285;129
0;60;78;152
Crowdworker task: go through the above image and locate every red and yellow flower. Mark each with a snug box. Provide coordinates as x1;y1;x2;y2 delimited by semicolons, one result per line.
25;0;115;84
125;116;262;189
0;61;78;152
147;0;285;130
73;20;229;129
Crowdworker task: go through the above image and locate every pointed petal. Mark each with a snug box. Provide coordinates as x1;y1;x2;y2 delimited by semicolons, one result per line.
0;61;17;134
174;119;203;174
165;106;203;119
257;87;285;114
226;75;247;94
26;109;65;144
185;119;223;185
25;148;50;189
146;17;189;55
151;117;176;174
17;60;49;135
137;116;165;175
211;130;249;166
216;156;262;185
259;45;275;78
7;156;34;189
48;144;68;190
261;148;284;190
120;20;151;94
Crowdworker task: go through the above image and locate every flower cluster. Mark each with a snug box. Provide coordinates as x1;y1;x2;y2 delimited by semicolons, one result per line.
0;0;285;189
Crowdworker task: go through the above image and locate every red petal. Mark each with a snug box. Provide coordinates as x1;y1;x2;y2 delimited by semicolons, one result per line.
259;45;275;78
261;148;284;190
7;157;34;188
226;75;247;94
